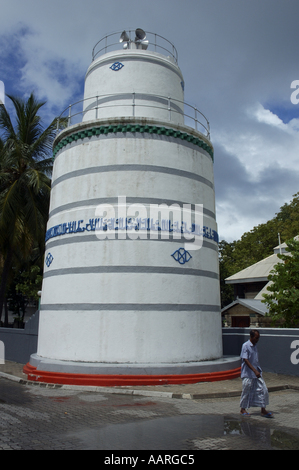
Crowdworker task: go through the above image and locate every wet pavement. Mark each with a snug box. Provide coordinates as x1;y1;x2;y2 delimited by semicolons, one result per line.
0;362;299;451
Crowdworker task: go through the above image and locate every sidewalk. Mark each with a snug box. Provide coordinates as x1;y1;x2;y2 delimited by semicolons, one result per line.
1;360;299;399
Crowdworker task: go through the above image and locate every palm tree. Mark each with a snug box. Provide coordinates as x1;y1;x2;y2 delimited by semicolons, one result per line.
0;93;56;322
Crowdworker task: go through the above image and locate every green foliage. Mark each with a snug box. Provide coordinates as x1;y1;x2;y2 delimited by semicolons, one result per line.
276;193;299;240
16;264;42;302
0;93;56;320
6;264;42;323
0;94;54;253
262;239;299;327
218;240;235;307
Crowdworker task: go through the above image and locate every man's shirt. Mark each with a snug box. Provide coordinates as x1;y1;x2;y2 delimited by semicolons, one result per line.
240;339;262;379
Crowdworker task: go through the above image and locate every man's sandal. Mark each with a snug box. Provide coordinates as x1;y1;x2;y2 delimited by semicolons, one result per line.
261;412;273;418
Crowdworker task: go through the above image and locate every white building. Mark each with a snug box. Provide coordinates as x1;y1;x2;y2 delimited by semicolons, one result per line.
222;239;294;327
25;30;240;385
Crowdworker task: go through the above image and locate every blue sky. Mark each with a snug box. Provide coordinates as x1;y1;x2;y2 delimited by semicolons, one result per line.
1;0;299;242
264;102;299;124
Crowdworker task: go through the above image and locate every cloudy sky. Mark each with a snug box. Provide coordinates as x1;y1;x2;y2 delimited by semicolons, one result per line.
1;0;299;242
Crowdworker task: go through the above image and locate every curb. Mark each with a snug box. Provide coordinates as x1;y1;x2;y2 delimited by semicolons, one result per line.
1;370;298;400
23;362;242;387
0;372;176;398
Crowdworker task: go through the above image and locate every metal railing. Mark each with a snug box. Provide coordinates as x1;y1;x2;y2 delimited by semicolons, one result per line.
92;30;178;63
56;93;210;139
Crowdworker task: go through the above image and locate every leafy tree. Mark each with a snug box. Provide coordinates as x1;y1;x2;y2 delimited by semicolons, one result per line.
262;239;299;327
218;240;235;307
277;192;299;241
16;264;42;304
0;93;56;321
4;264;42;326
231;218;280;272
219;220;280;307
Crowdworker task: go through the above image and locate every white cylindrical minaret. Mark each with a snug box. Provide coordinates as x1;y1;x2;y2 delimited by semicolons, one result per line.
25;30;240;385
82;48;184;123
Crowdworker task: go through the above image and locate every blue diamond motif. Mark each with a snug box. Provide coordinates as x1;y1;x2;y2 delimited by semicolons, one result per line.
110;62;124;71
45;253;54;267
171;248;192;265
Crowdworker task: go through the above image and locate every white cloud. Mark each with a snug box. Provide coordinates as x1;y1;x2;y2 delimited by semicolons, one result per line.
252;104;285;128
287;117;299;132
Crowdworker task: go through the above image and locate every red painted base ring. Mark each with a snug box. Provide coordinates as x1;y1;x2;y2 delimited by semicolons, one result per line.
23;363;241;387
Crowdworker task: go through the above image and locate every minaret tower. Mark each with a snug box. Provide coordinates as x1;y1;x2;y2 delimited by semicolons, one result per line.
25;29;240;385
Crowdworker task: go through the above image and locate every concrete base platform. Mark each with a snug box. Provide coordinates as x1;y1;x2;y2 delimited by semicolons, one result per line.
24;354;241;386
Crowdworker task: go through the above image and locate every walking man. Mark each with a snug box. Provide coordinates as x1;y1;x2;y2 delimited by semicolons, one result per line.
240;330;273;418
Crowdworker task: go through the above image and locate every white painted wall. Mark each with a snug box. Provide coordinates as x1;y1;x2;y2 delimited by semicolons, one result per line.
83;50;185;124
35;43;222;369
49;133;216;216
37;310;222;363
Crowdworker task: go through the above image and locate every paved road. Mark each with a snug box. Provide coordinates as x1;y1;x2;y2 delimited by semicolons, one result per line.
1;377;299;451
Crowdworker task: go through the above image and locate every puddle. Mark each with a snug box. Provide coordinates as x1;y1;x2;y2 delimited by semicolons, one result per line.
67;414;299;450
270;430;299;450
67;415;223;450
224;419;299;450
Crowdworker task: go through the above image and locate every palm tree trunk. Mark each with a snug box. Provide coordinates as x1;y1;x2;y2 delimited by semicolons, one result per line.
0;247;13;323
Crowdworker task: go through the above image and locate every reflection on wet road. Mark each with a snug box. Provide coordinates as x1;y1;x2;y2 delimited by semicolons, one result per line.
0;378;299;450
68;413;299;450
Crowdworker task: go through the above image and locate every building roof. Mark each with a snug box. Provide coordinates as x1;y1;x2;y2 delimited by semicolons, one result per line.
254;281;273;300
225;253;282;284
223;236;298;317
221;298;268;316
225;237;298;285
273;235;299;254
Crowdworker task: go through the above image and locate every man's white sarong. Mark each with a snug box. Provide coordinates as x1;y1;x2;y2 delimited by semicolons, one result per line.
240;377;269;409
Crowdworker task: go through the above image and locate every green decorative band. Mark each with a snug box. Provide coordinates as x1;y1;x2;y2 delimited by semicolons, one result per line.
53;124;214;160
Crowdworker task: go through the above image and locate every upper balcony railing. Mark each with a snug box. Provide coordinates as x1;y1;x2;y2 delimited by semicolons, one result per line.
92;30;179;63
56;93;211;139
